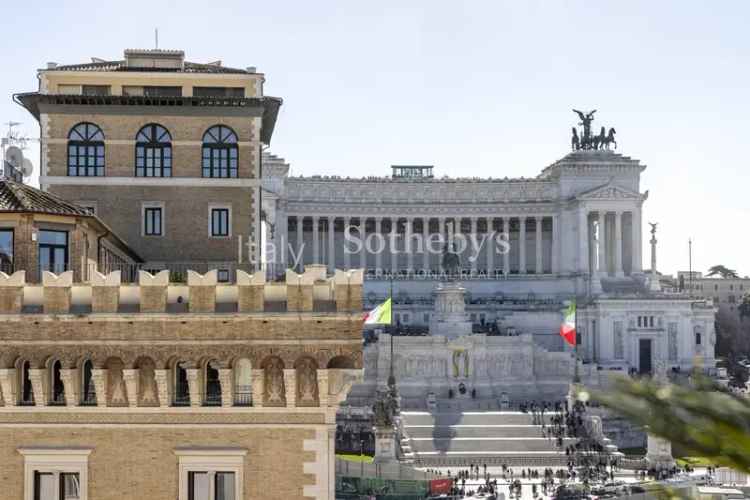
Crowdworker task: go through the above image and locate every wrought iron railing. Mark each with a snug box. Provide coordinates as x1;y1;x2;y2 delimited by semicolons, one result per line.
173;382;191;407
49;390;66;406
80;390;97;406
203;381;222;406
234;385;253;406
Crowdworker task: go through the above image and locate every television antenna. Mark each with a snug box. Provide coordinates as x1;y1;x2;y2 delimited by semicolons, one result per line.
1;122;37;181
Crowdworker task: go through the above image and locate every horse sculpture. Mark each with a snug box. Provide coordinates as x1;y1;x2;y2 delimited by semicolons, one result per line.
600;127;617;150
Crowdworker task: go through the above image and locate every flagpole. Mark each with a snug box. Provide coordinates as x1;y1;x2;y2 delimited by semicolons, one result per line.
573;299;581;384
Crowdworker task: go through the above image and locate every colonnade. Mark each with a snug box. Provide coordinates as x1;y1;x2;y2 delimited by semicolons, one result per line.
286;215;560;275
580;208;641;277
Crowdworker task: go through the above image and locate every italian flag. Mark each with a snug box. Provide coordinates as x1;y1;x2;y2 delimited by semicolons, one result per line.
363;298;392;325
560;300;577;346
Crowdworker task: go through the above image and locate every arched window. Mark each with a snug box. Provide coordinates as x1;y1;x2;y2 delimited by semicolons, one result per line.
81;359;96;406
49;359;65;405
234;358;252;406
19;360;34;406
67;123;105;176
174;361;190;406
135;124;172;177
202;125;238;178
204;360;222;406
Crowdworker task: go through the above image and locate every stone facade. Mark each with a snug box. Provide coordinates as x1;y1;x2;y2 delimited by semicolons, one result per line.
0;267;364;500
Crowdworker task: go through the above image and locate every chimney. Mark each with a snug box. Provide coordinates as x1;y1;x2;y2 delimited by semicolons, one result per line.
246;66;257;73
46;62;58;69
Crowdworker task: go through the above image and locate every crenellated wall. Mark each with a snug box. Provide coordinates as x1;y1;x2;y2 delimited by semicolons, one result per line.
0;267;363;315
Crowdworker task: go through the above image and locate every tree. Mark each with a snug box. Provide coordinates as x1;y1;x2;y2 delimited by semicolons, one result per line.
590;376;750;473
707;265;739;279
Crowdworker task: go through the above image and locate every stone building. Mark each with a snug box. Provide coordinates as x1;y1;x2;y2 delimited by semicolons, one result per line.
263;149;717;378
3;49;362;500
15;48;282;278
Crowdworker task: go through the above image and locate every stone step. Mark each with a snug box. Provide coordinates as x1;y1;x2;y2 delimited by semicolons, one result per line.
409;437;575;453
405;425;550;439
401;411;558;426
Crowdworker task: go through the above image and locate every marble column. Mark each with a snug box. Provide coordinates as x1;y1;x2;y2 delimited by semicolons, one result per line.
278;204;288;271
422;218;430;272
470;217;478;272
251;368;265;408
28;369;46;407
122;368;139;408
615;211;624;277
0;369;16;406
405;217;414;272
154;369;170;407
578;207;590;274
327;217;335;273
438;217;445;271
312;216;320;265
632;207;642;273
502;216;510;274
59;369;78;407
359;217;367;270
343;217;351;270
91;368;108;408
218;368;233;407
295;215;304;272
519;216;527;274
375;217;383;272
535;216;543;274
186;368;201;408
551;215;560;274
486;217;494;273
597;211;607;276
283;369;296;408
390;217;398;273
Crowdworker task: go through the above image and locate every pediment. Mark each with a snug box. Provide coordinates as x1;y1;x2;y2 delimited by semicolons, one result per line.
576;182;645;201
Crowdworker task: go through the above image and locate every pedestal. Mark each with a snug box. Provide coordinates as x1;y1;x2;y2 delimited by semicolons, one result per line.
646;433;675;470
429;281;472;339
373;426;398;463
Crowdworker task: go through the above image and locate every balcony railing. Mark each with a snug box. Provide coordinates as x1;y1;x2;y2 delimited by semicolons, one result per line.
80;390;97;406
203;381;222;407
234;385;253;407
49;391;66;406
173;382;191;407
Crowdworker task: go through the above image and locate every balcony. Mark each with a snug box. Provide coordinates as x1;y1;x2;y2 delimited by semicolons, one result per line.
80;390;97;407
234;385;253;407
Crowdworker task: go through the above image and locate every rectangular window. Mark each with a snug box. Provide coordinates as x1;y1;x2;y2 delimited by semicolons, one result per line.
210;208;230;237
20;447;90;500
144;207;163;236
193;87;245;98
217;270;230;283
38;230;68;275
81;85;110;96
649;316;654;328
176;448;245;500
123;86;182;97
0;228;13;274
637;316;642;328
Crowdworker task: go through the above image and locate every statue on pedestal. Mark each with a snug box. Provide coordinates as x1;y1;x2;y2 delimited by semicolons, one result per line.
442;241;460;280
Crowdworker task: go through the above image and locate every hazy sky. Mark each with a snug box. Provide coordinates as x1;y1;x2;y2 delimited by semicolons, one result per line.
1;0;748;277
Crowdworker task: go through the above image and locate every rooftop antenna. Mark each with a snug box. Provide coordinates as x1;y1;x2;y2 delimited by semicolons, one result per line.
155;28;159;49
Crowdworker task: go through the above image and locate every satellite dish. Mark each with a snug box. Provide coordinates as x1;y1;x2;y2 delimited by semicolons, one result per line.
4;146;23;167
21;158;34;177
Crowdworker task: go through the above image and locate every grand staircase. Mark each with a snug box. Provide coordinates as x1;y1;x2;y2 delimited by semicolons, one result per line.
400;411;579;467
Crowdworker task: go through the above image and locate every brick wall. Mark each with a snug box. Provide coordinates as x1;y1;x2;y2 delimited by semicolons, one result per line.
46;113;258;179
0;425;319;500
50;185;254;262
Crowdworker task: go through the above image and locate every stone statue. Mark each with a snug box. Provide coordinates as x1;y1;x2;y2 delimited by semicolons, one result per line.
649;222;658;236
573;109;596;144
296;358;318;404
372;387;399;428
571;127;579;151
442;241;460;279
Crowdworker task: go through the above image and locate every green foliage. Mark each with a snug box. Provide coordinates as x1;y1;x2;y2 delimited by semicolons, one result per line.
589;376;750;473
707;265;739;279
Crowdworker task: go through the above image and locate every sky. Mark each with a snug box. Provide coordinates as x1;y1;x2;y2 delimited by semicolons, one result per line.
1;0;748;277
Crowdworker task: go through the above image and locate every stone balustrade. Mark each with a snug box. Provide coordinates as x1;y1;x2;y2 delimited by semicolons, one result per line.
0;267;364;315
